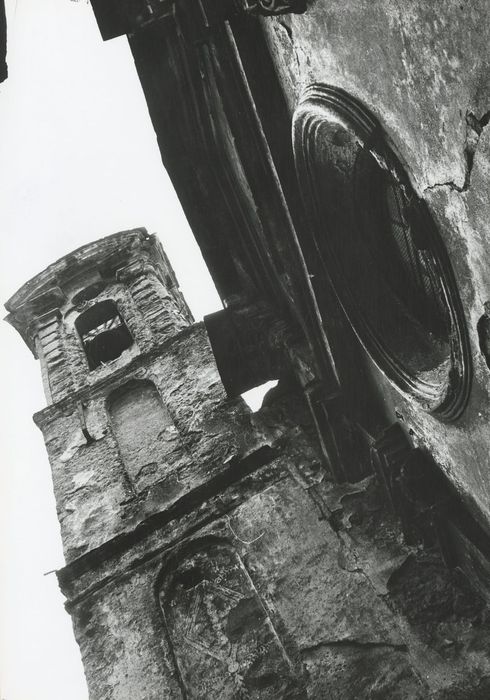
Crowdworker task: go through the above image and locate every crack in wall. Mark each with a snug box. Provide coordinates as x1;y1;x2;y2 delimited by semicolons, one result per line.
424;109;490;194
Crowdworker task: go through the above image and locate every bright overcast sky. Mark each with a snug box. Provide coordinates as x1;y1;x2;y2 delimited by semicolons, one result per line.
0;1;222;698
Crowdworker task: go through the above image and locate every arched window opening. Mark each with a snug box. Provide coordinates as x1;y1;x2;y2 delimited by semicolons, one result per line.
75;300;133;370
293;85;471;419
107;380;177;491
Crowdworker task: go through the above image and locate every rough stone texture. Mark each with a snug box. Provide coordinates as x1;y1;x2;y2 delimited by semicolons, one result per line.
108;379;178;491
34;322;285;561
63;464;490;699
5;228;193;404
260;1;490;530
7;229;490;699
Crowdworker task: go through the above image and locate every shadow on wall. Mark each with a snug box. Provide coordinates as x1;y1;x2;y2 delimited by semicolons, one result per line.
477;301;490;369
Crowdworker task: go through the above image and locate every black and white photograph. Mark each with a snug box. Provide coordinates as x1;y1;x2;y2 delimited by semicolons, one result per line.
1;1;490;698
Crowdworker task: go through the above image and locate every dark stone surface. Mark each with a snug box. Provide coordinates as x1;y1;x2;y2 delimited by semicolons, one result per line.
61;455;490;699
5;220;486;697
260;0;490;537
7;36;490;682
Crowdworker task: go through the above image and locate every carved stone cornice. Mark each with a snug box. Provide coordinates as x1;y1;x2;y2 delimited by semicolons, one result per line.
236;0;306;15
5;289;65;356
115;258;158;284
89;0;176;40
89;0;306;40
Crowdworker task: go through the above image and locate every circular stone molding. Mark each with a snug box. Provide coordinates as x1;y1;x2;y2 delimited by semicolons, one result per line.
293;84;471;420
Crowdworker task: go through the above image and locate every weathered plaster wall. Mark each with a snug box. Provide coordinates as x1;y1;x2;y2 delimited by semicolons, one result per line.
35;324;279;561
260;1;490;528
63;459;490;699
9;219;490;697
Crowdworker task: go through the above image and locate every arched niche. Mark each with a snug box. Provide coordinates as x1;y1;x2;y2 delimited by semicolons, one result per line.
158;539;304;699
293;85;471;420
107;379;178;491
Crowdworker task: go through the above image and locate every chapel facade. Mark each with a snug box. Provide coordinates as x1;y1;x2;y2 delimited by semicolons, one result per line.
6;0;490;697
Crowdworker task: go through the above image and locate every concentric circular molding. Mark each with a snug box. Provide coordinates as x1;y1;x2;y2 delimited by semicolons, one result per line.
293;84;472;421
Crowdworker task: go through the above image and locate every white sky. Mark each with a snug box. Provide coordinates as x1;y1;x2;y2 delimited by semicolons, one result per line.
0;1;222;698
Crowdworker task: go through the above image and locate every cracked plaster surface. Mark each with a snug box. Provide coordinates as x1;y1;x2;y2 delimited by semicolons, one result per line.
260;0;490;530
424;109;490;194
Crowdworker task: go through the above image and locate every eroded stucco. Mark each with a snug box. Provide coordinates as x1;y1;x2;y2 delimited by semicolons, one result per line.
261;1;490;526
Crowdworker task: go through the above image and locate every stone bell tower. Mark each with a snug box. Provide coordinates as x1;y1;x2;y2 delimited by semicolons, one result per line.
6;229;490;699
4;228;318;698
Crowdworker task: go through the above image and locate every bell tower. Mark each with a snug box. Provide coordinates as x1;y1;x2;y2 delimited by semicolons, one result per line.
5;228;203;558
5;228;322;697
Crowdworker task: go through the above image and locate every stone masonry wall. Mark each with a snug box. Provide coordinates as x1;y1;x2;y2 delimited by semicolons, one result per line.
35;324;275;561
59;398;490;699
260;1;490;529
8;226;490;698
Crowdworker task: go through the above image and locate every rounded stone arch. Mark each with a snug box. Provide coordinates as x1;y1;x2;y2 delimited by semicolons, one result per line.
156;537;305;699
106;378;177;491
292;84;471;420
